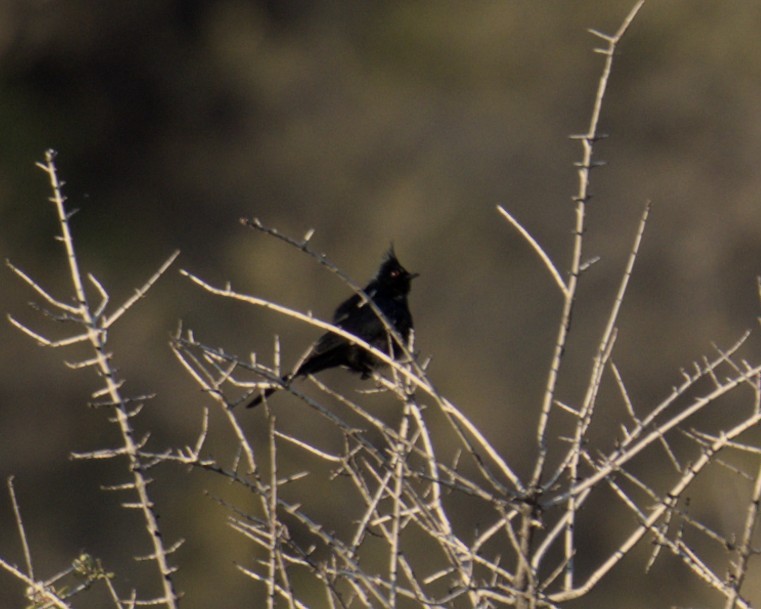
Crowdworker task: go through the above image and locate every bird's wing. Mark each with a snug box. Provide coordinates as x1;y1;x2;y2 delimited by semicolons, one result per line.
332;280;379;324
292;281;395;377
332;293;362;325
303;300;383;361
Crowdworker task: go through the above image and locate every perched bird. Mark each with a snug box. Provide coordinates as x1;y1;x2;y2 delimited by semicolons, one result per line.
245;248;417;408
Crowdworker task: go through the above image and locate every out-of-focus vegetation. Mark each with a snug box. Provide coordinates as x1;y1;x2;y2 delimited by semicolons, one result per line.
1;2;760;608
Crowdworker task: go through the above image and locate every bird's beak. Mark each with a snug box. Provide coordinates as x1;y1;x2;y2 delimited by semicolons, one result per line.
409;272;420;280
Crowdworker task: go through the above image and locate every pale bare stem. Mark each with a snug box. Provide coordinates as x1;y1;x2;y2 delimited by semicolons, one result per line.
104;576;130;609
185;405;210;462
670;491;738;549
395;557;435;608
673;542;737;605
689;446;755;484
531;0;645;488
8;151;181;608
172;331;242;396
610;362;636;420
180;268;524;491
7;477;34;580
220;417;411;606
572;402;758;605
531;513;569;580
611;361;683;469
639;494;751;608
625;334;749;438
311;376;398;436
539;557;573;600
545;262;632;588
438;392;524;494
83;379;178;601
606;472;676;573
180;268;419;388
536;321;616;587
407;401;452;538
274;430;343;463
0;484;98;607
238;217;419;374
5;259;79;314
235;220;531;495
267;414;279;609
553;328;617;588
550;412;761;603
240;368;511;596
340;380;504;556
387;401;409;608
710;339;761;396
235;564;311;609
274;553;298;609
575;201;650;433
243;380;511;605
170;337;257;472
87;272;110;318
688;434;761;457
0;559;72;609
36;150;88;310
723;459;761;608
7;307;91;347
385;400;475;607
496;205;567;296
372;376;522;502
411;451;505;506
553;358;761;504
513;506;539;609
103;250;180;328
173;330;406;482
472;518;518;582
349;463;395;554
649;437;681;480
1;548;124;609
531;342;760;602
559;492;582;591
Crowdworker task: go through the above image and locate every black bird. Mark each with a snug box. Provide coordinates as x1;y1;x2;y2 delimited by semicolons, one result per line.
245;248;418;408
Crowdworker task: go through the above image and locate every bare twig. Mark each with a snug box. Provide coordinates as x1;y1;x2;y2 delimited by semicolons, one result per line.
496;205;567;295
531;0;646;489
7;150;181;608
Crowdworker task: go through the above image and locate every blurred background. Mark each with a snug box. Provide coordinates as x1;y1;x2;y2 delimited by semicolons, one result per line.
1;1;760;607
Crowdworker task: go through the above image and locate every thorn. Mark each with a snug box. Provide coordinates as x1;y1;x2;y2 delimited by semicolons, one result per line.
587;27;611;39
568;133;608;141
580;256;600;272
573;160;607;168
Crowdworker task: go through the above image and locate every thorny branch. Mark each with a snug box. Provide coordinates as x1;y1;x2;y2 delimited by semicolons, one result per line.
6;150;181;609
171;3;761;607
5;3;761;609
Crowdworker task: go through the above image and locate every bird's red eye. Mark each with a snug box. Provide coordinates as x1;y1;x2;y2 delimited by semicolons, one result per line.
390;269;399;278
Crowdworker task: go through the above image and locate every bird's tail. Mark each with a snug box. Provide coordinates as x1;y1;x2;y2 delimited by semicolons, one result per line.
244;374;291;408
